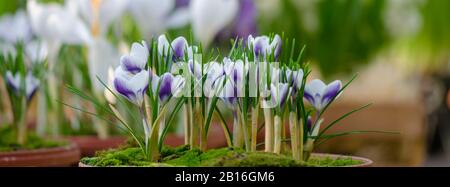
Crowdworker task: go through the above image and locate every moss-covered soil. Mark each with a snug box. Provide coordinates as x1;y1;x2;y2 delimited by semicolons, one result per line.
0;126;67;152
81;145;363;167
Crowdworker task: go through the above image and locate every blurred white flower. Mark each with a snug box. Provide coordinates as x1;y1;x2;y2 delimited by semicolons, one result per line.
25;40;48;63
129;0;174;39
190;0;239;47
0;10;33;43
88;37;121;92
27;0;92;46
74;0;130;36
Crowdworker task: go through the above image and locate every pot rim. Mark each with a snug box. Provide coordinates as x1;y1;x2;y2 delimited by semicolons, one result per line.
311;153;373;167
0;142;79;156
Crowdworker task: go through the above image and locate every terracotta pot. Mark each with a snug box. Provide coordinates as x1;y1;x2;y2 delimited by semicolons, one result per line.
67;136;128;157
78;153;373;167
0;143;80;167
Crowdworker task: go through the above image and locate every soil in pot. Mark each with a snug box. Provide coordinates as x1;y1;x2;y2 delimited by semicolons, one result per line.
0;126;80;167
80;145;370;167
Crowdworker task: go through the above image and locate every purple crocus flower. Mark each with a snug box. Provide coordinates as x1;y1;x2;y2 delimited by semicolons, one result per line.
5;71;40;101
120;41;149;74
203;61;225;97
151;72;186;104
216;58;248;108
269;83;290;109
247;34;282;60
113;66;149;106
285;68;304;93
304;79;342;111
158;34;197;62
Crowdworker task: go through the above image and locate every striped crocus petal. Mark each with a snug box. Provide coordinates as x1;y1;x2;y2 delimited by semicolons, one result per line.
171;75;186;98
321;80;342;107
158;34;170;57
158;73;174;104
5;71;20;94
25;72;40;101
171;36;188;60
120;41;149;74
304;79;327;110
113;67;149;106
219;77;237;109
252;36;269;59
270;83;290;108
270;34;282;60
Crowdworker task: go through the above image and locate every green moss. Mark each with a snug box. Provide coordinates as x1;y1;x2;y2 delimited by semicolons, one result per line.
0;125;67;152
81;146;364;167
308;156;363;167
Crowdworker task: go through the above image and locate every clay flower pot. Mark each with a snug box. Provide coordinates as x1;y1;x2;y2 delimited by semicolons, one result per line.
67;136;128;157
0;143;80;167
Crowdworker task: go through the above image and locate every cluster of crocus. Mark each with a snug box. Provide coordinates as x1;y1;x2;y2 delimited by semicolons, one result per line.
0;41;47;145
74;33;363;162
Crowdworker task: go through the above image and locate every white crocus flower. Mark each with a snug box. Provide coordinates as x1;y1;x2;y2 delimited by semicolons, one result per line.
0;10;33;44
190;0;239;47
27;0;92;47
128;0;175;39
75;0;130;36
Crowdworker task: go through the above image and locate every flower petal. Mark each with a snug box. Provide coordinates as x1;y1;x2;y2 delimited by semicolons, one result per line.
158;73;174;103
321;80;342;107
171;36;188;60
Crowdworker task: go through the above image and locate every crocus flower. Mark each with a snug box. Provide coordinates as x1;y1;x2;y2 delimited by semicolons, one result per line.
151;72;186;104
269;83;290;109
75;0;129;36
248;34;282;60
27;0;92;46
304;79;342;111
5;71;40;101
120;41;149;74
158;35;197;62
0;10;33;44
129;0;190;39
285;68;304;93
113;67;149;106
25;40;48;63
190;0;239;47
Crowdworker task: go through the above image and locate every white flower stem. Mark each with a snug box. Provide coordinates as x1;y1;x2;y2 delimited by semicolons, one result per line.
273;115;282;154
139;107;150;152
233;110;243;148
17;97;27;145
263;108;273;152
251;106;259;152
36;92;47;136
298;119;304;161
289;112;298;160
189;100;199;149
183;102;190;145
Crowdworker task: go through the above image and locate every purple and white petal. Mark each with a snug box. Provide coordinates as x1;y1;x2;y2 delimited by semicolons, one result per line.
171;75;186;98
270;83;290;108
113;67;149;106
25;72;39;100
171;36;188;59
320;80;342;107
158;73;174;103
158;34;170;57
270;34;282;60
